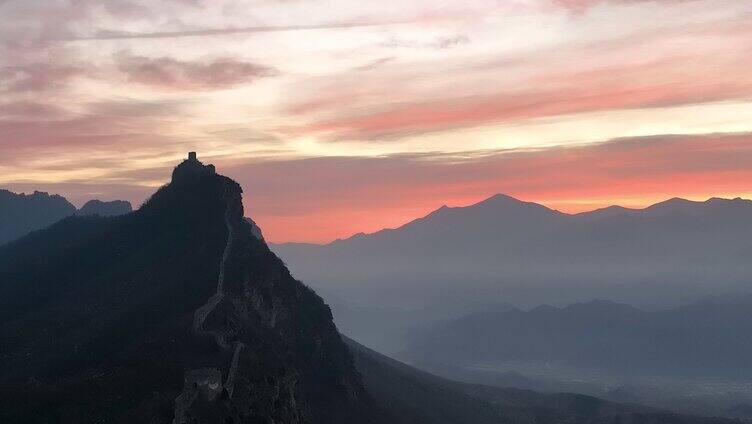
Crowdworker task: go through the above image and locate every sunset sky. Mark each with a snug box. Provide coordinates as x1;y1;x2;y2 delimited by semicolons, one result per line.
2;0;752;243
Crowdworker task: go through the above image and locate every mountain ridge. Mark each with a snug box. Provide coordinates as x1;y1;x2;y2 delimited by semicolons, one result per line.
274;193;752;247
403;296;752;381
271;191;752;313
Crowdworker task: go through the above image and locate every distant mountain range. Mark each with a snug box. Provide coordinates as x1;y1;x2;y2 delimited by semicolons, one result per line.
0;189;132;245
401;296;752;418
403;296;752;381
272;194;752;310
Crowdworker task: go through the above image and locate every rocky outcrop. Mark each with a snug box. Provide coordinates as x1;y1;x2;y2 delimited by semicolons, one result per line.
244;218;265;241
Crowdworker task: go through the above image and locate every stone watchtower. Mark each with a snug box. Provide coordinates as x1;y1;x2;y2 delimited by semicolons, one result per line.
171;152;216;181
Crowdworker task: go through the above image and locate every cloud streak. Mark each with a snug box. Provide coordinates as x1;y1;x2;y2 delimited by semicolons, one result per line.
116;53;276;90
285;14;752;141
58;20;415;41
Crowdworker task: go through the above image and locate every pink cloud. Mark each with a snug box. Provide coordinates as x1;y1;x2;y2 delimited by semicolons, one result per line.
0;63;83;93
274;6;752;141
284;16;752;141
0;99;189;167
552;0;697;12
297;68;752;141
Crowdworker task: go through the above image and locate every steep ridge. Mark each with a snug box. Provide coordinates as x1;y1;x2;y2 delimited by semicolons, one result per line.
0;154;374;424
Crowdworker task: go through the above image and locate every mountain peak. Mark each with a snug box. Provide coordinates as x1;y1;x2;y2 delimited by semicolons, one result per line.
650;197;694;208
138;152;245;231
468;193;561;219
479;193;523;205
171;151;217;183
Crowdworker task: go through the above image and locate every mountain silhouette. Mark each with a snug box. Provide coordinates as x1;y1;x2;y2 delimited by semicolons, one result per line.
0;189;131;246
0;154;372;423
0;157;740;424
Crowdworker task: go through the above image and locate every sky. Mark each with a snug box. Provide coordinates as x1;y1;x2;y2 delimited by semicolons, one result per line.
2;0;752;243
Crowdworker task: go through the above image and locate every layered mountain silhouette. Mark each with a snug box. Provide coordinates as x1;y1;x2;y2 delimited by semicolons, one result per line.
273;193;752;310
0;189;131;245
0;155;737;424
403;296;752;381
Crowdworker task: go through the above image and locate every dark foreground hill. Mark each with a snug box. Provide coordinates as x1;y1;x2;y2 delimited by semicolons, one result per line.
0;189;131;246
0;154;373;423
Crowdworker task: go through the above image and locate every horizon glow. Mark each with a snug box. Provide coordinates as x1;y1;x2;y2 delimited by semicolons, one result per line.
2;0;752;243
